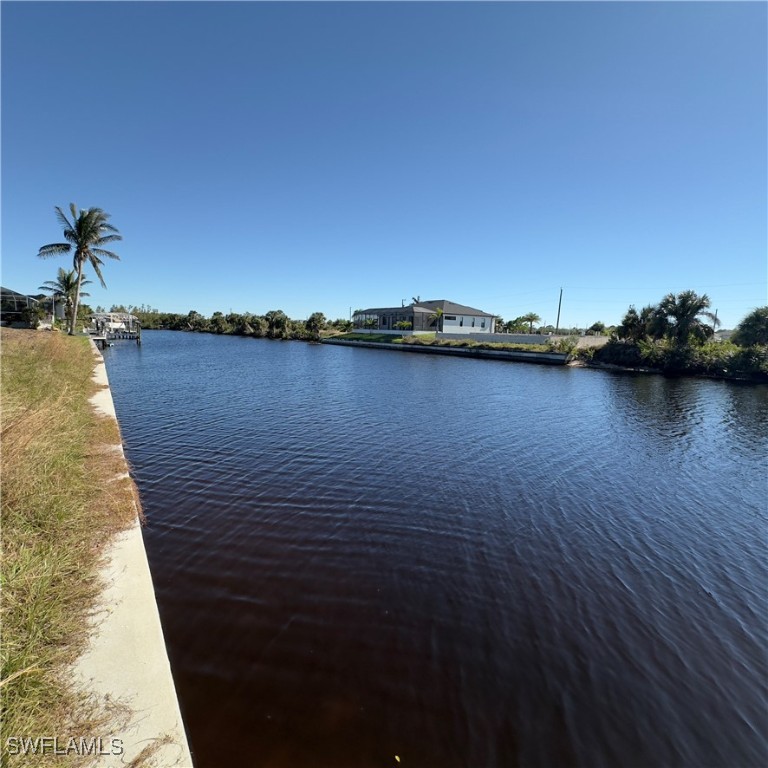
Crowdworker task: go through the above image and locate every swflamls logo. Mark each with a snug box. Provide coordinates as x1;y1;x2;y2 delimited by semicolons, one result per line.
5;737;124;756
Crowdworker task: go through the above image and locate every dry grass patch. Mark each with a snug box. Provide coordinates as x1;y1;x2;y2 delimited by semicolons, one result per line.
1;329;143;766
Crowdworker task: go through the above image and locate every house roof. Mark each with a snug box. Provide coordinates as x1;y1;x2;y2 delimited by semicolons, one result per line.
414;300;496;317
354;306;411;315
1;286;40;306
356;299;495;317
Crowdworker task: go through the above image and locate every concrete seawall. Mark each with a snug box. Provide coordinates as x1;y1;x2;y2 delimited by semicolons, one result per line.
322;338;570;365
73;342;193;766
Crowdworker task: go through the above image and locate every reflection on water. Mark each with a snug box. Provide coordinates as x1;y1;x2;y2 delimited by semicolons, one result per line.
724;383;768;446
607;373;709;441
104;333;768;768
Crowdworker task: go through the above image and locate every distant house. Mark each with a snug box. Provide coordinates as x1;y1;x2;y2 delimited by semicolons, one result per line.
353;299;496;334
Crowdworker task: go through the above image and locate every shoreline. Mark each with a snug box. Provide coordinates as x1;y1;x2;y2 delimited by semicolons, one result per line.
571;358;766;383
320;337;570;364
136;329;767;383
73;341;193;767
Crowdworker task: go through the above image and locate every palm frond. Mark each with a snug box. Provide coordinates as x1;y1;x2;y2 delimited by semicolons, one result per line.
95;234;122;245
89;259;107;288
38;243;71;258
91;248;121;261
701;310;720;328
55;206;74;233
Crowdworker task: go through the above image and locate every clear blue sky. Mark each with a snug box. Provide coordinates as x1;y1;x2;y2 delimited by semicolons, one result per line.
2;1;766;328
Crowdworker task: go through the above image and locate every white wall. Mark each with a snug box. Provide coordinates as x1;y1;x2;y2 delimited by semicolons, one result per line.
479;333;546;344
438;332;550;344
439;315;494;334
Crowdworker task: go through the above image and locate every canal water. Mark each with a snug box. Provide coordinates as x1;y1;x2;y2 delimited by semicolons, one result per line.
103;331;767;768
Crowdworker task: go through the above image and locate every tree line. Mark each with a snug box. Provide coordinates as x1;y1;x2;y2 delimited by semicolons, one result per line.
581;291;767;380
112;307;353;341
31;203;767;379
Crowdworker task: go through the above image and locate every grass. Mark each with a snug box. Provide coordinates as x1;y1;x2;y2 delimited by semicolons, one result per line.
328;332;555;352
397;336;553;352
1;329;141;767
326;332;407;343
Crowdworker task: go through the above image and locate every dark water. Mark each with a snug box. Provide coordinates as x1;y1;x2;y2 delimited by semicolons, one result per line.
103;331;767;768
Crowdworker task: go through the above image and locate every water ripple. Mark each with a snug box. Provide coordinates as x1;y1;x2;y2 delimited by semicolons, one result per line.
103;332;768;768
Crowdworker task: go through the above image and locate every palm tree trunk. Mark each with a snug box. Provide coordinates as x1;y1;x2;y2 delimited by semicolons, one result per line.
70;261;84;335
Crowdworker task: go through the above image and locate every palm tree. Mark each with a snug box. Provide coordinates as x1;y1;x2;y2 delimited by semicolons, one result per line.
38;268;91;329
616;306;641;342
732;307;768;347
264;309;289;338
521;312;541;333
306;312;326;340
37;204;122;334
506;316;529;333
657;290;719;345
429;307;444;334
641;304;669;341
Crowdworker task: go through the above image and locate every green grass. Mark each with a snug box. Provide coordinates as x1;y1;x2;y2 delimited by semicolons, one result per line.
1;329;140;766
326;332;406;343
398;336;553;352
327;332;557;352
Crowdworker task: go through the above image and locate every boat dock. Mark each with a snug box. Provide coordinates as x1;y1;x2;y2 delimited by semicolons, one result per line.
91;330;141;350
89;311;142;349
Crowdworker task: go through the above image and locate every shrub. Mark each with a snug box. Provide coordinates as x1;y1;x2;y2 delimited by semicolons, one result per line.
731;345;768;376
593;339;645;367
549;336;579;354
20;306;44;329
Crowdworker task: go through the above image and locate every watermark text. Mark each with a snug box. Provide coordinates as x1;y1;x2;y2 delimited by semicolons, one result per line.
5;736;124;757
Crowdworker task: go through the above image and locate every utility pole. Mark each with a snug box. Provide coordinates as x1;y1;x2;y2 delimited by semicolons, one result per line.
555;287;563;334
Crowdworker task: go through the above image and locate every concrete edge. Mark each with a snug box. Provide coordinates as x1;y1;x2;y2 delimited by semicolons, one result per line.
72;340;193;767
321;338;570;364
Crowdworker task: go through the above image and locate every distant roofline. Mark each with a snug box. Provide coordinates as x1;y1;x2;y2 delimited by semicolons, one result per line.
1;286;40;303
355;299;495;317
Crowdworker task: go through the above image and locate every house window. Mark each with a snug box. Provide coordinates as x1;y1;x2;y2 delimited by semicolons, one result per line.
445;315;456;321
481;320;486;328
382;317;388;327
459;318;463;327
472;319;475;327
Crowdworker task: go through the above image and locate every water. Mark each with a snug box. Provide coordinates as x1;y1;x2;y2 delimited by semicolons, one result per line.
103;331;767;767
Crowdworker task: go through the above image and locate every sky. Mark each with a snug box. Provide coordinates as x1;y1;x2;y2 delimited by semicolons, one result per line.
2;1;766;329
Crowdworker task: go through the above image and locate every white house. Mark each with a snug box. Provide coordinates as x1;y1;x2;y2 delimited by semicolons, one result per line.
353;299;496;334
